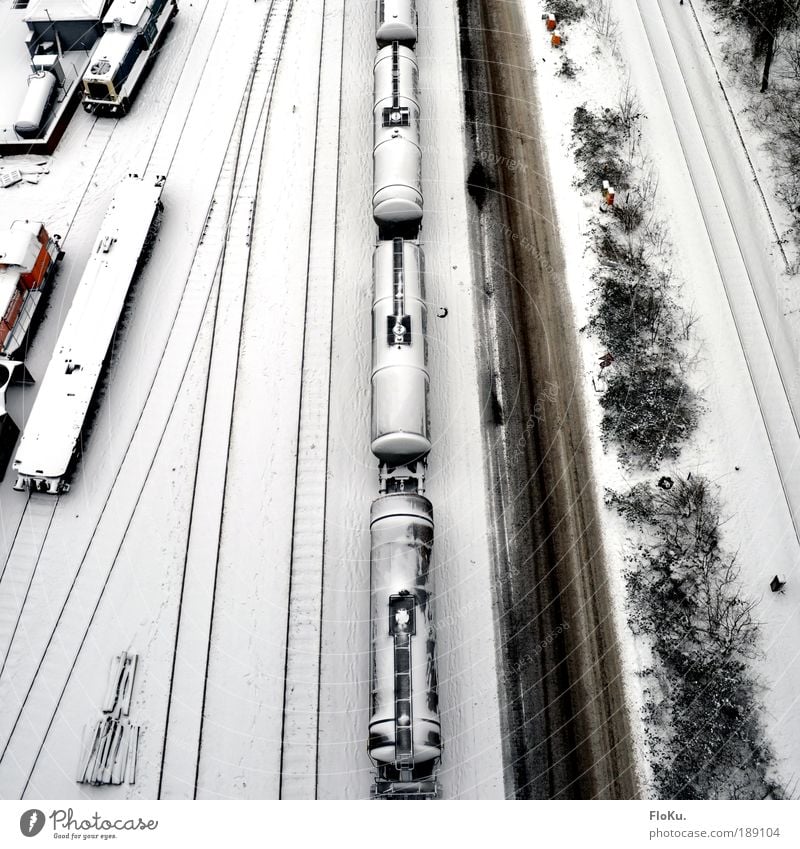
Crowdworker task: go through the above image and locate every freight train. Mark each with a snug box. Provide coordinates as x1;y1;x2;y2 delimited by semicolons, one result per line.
373;42;422;230
82;0;178;116
368;0;442;800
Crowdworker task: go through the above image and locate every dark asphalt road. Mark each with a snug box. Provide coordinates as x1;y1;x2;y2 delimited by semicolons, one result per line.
457;0;640;799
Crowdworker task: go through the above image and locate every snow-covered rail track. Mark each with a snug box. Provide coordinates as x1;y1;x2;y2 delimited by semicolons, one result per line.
632;0;800;545
158;0;296;799
0;1;290;800
277;0;345;800
0;496;58;682
57;0;224;247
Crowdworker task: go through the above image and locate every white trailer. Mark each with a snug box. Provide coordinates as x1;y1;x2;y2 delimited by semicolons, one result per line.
12;175;164;494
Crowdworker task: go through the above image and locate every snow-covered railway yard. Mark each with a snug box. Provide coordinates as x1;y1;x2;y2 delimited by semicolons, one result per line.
0;0;504;800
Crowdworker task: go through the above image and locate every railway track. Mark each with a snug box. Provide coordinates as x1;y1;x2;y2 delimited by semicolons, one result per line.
158;0;296;799
0;0;290;799
277;0;345;800
0;497;57;682
633;0;800;546
60;0;223;245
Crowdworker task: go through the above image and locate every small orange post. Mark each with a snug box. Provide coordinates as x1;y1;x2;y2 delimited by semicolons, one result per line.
551;30;562;47
546;13;557;31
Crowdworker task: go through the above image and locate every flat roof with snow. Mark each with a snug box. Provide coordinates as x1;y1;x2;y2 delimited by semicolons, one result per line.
25;0;106;22
13;175;163;491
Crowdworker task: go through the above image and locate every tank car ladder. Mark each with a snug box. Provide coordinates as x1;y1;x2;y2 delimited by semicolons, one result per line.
382;42;411;129
390;593;416;771
390;237;411;346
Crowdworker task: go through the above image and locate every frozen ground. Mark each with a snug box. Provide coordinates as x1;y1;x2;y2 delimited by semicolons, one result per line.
522;0;800;792
0;0;505;800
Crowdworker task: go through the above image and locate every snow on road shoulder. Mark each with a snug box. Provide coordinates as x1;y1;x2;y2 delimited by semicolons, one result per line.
522;0;800;793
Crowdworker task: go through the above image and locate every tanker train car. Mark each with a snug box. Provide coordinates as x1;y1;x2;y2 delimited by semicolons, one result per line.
368;493;441;799
82;0;178;116
373;43;422;231
368;241;441;798
367;0;442;800
376;0;418;46
371;238;430;491
13;174;164;494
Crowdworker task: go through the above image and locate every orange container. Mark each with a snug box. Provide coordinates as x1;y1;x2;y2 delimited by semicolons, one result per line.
546;14;557;31
1;290;24;346
551;31;562;47
19;246;51;290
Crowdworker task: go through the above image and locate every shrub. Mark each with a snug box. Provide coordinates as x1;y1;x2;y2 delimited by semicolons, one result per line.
609;478;782;799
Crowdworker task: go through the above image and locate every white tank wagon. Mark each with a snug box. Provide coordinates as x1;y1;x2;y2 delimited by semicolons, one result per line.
12;175;165;494
373;43;422;228
368;493;441;799
82;0;178;116
371;238;430;492
0;221;63;360
376;0;418;46
14;70;58;139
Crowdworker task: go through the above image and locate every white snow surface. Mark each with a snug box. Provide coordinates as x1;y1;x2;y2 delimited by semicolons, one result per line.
522;0;800;793
0;0;505;800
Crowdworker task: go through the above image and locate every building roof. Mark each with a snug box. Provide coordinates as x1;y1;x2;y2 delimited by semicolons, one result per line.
25;1;107;23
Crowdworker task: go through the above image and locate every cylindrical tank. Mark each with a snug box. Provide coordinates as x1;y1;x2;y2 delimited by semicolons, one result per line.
373;141;423;224
373;45;422;225
368;493;441;767
376;0;417;45
371;239;430;465
14;71;56;138
374;44;419;135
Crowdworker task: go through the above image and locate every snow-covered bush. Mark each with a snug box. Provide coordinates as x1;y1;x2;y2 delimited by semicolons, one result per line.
608;478;782;799
574;102;701;467
549;0;587;24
